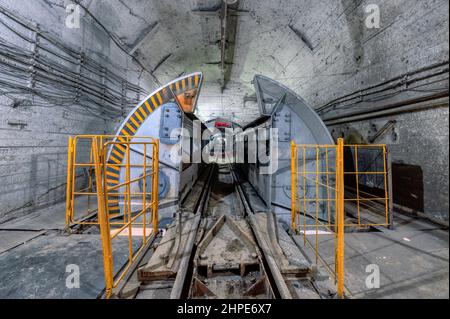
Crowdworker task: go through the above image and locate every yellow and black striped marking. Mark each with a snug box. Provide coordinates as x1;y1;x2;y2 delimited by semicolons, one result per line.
105;73;202;215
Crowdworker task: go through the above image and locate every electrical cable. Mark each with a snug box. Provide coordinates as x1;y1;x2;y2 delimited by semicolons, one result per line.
0;4;150;120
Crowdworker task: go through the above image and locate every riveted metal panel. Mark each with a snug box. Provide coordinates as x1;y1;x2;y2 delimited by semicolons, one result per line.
159;102;183;144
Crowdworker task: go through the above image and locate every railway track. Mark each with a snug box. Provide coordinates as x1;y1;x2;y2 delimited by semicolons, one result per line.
108;164;334;299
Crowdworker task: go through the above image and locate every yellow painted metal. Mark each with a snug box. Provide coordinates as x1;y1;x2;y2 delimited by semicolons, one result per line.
101;138;159;298
291;143;390;229
143;143;147;242
65;135;159;227
65;135;160;298
302;146;307;246
152;139;159;235
290;138;390;299
336;138;345;299
354;146;361;225
92;137;114;299
66;135;113;226
291;141;297;231
65;136;74;228
315;146;319;265
382;146;389;225
325;146;331;228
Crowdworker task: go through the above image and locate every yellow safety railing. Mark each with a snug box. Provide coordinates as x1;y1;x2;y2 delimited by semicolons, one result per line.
97;137;159;298
66;135;95;227
66;135;125;226
65;135;159;298
65;135;159;227
291;138;391;298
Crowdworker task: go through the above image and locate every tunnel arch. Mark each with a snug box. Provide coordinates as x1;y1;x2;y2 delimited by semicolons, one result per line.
105;72;204;216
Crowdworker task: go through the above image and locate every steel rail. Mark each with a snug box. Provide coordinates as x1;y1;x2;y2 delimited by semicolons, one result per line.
170;166;216;299
229;166;292;299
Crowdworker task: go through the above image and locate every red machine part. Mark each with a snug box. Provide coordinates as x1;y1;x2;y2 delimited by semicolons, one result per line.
215;121;232;128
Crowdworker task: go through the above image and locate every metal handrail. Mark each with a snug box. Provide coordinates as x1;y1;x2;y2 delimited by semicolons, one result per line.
65;135;160;298
291;138;391;299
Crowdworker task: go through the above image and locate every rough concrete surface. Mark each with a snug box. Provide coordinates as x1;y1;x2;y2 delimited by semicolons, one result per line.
295;213;449;299
1;0;448;223
0;231;139;299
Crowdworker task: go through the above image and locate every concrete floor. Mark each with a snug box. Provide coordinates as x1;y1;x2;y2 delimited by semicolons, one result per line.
0;200;138;299
294;214;449;299
0;199;448;299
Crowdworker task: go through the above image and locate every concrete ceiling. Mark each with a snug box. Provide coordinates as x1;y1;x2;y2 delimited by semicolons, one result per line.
77;0;449;125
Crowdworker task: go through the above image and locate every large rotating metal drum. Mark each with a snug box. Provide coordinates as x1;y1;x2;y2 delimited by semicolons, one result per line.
105;73;204;217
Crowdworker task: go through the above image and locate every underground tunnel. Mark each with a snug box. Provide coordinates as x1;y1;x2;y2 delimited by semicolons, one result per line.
0;0;448;303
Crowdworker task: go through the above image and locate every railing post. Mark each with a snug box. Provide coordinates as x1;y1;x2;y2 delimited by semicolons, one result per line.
336;138;345;299
143;143;147;243
152;139;159;235
291;141;297;232
93;138;114;298
387;146;394;230
65;136;74;229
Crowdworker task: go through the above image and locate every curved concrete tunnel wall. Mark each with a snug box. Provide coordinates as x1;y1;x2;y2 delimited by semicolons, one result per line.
0;0;159;221
0;0;448;222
